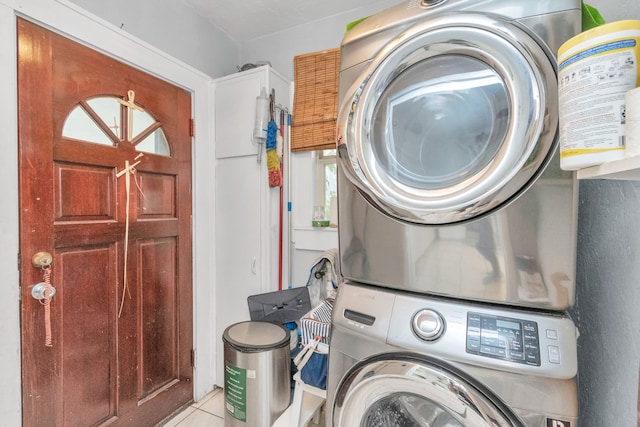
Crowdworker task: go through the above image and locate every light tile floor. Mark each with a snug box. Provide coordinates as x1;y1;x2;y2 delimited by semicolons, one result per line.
159;388;325;427
160;388;225;427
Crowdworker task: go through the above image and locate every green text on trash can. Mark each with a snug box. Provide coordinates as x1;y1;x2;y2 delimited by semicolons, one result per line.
224;362;247;422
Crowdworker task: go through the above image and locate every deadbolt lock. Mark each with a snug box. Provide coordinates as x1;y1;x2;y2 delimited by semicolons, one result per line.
32;252;53;269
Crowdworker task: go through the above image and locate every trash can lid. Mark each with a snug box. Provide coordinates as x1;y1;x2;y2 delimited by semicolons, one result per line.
223;321;290;352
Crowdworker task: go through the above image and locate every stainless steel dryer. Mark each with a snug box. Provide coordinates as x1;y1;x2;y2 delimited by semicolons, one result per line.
337;0;582;311
327;282;579;426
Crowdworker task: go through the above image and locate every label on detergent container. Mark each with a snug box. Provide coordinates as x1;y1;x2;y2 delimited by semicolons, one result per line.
224;362;247;422
558;39;636;156
557;20;640;170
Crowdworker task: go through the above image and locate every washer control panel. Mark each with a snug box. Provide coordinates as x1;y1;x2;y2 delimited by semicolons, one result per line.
337;281;578;379
466;312;540;366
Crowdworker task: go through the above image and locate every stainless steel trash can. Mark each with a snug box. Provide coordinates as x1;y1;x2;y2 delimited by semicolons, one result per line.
223;321;291;426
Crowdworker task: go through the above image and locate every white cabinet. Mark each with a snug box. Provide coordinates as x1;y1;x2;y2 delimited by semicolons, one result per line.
213;66;291;383
215;74;261;158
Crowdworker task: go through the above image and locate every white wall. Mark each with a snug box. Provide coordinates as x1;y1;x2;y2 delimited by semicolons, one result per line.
69;0;239;78
241;0;398;81
0;4;21;425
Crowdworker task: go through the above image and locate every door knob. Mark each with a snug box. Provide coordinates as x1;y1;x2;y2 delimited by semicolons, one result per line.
32;251;53;268
31;282;56;300
30;252;55;300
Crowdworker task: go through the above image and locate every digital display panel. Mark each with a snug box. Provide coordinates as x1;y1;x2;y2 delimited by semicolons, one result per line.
496;319;521;330
467;312;540;366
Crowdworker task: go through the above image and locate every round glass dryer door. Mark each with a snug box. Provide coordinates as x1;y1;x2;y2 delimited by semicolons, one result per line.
337;14;558;224
332;353;524;427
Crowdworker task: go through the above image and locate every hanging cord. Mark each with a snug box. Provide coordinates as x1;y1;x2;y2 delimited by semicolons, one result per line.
116;153;144;317
41;266;53;347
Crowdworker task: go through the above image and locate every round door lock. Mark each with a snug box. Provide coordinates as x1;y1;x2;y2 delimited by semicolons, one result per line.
412;309;445;341
31;282;56;300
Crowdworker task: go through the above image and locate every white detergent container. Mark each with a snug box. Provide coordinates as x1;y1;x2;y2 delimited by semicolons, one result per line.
558;20;640;170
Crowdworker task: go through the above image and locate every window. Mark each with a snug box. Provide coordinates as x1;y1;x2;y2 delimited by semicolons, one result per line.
315;149;337;225
62;95;171;156
291;48;340;226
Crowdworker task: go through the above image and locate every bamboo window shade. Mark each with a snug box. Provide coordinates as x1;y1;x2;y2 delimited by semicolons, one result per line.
292;48;340;152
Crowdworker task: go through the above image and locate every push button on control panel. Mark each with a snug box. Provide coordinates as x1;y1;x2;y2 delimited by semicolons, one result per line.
548;345;561;364
466;313;481;353
522;321;540;366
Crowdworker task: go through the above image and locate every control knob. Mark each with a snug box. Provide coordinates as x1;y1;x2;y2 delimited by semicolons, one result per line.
412;309;445;341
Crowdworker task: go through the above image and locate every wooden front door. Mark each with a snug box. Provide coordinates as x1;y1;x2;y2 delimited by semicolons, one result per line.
18;18;193;427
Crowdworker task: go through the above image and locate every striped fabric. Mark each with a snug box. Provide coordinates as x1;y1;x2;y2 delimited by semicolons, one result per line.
300;298;334;346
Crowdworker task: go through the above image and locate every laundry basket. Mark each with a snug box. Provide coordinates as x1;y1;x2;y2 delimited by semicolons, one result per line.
296;298;333;389
273;299;333;427
222;321;290;427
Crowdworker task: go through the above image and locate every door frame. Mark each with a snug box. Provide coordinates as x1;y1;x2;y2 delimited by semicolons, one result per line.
0;1;216;424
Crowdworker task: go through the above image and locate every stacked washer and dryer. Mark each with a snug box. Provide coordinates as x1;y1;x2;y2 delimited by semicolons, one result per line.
328;1;583;426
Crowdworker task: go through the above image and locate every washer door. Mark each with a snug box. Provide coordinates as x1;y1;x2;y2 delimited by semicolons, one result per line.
333;353;524;427
337;13;557;224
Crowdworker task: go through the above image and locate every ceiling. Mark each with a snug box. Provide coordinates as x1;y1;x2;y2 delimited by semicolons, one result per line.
182;0;379;42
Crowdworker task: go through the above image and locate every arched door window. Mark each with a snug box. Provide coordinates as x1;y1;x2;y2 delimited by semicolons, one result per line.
62;94;171;156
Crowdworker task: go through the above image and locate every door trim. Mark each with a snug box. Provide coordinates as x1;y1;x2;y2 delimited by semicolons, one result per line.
0;2;215;423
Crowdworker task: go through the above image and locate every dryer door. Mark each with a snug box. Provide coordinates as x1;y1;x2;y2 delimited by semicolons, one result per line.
337;13;557;224
332;353;524;427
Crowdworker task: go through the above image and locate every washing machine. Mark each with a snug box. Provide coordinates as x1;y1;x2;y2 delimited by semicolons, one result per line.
336;0;582;311
327;282;578;426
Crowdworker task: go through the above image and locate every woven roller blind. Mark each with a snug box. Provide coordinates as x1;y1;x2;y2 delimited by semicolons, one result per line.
292;48;340;152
